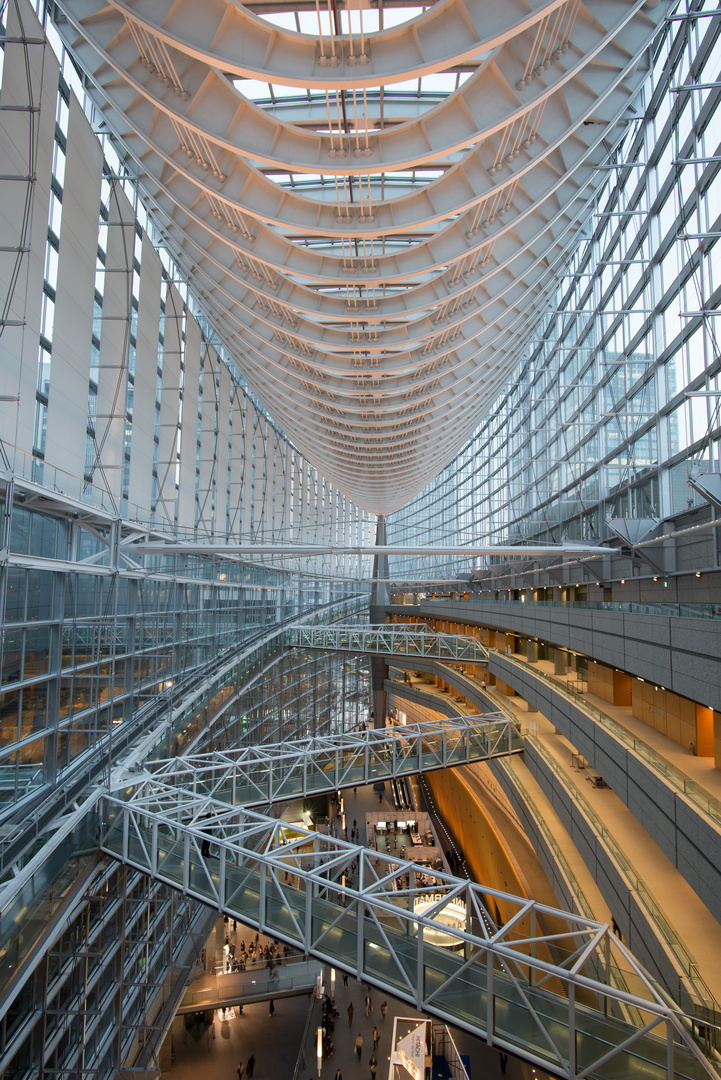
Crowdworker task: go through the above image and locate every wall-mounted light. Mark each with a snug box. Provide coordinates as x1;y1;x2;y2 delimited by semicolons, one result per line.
653;576;658;582
696;571;702;577
621;579;625;584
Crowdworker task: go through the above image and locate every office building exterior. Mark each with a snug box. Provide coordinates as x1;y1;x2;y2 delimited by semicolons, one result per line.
0;0;720;1075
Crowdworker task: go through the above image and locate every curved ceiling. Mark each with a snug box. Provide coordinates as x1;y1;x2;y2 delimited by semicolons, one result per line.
54;0;665;514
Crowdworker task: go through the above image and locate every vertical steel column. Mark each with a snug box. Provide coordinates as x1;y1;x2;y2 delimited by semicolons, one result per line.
259;855;267;933
182;831;190;893
151;820;158;876
486;947;494;1043
370;517;390;729
568;982;576;1077
417;922;424;1010
218;846;226;907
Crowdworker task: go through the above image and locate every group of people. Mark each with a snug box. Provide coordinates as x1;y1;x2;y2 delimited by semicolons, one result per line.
236;1054;255;1080
342;987;385;1080
351;1033;379;1080
321;994;340;1058
223;922;293;974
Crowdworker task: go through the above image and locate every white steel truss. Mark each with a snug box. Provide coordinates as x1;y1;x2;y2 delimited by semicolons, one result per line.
100;786;717;1080
51;0;669;514
285;624;489;663
136;716;520;806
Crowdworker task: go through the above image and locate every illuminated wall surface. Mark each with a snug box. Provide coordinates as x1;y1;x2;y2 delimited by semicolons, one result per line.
0;0;719;1074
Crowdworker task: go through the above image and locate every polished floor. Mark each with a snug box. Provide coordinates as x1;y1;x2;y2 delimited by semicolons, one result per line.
166;961;530;1080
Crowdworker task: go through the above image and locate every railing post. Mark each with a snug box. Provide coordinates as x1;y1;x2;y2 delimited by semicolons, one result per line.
218;845;226;906
259;856;266;933
529;908;536;985
183;831;190;893
666;1019;674;1080
151;821;158;875
486;947;494;1043
122;807;129;861
568;982;576;1077
417;919;424;1010
357;892;365;979
305;867;313;948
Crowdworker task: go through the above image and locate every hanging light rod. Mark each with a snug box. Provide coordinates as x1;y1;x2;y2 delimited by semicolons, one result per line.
125;542;612;557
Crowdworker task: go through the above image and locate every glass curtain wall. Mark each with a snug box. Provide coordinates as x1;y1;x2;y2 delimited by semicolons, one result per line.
387;0;721;578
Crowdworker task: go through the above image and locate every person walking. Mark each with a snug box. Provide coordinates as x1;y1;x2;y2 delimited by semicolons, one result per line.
246;1055;256;1077
498;1052;507;1074
372;1026;380;1051
342;972;349;988
335;1070;342;1080
355;1034;364;1061
348;1001;354;1027
365;991;372;1017
369;1055;378;1080
380;1001;387;1023
237;1061;243;1080
268;999;275;1017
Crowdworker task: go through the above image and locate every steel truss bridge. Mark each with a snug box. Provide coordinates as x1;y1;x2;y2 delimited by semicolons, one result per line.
286;625;489;664
101;783;715;1080
137;716;521;806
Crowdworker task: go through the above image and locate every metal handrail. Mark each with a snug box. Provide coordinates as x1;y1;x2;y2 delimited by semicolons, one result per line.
491;650;721;827
524;733;719;1017
100;787;718;1080
286;624;489;664
406;596;721;621
131;715;522;805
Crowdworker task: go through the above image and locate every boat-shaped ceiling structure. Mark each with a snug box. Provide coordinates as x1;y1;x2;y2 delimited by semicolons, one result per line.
54;0;666;514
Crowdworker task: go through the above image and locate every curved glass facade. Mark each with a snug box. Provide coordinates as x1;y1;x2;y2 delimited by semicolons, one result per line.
388;0;721;568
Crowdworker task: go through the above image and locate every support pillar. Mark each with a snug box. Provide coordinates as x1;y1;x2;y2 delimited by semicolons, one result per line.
527;640;538;663
370;516;389;729
554;649;567;674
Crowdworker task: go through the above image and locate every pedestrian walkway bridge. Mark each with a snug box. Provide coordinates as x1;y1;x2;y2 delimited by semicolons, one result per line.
177;956;321;1013
136;716;520;806
100;786;717;1080
285;625;488;665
